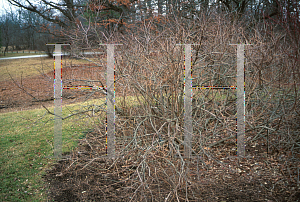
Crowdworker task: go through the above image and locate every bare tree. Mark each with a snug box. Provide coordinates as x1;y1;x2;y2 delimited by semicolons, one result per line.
0;11;21;55
7;0;86;29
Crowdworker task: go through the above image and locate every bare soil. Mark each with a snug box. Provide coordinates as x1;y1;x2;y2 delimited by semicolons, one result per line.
0;64;106;113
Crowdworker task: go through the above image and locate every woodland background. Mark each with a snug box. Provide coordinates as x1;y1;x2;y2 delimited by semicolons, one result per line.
1;0;299;201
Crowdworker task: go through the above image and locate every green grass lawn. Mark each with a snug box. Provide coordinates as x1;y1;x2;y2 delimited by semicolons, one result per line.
0;99;106;201
0;95;142;201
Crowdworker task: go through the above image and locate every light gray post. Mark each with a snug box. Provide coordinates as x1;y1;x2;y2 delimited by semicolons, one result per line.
236;44;245;157
54;45;62;159
107;44;115;159
46;43;70;159
184;44;192;158
100;44;122;159
230;43;250;157
176;44;197;159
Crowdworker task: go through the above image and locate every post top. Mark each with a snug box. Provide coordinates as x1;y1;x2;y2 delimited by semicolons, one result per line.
46;43;71;45
99;44;123;46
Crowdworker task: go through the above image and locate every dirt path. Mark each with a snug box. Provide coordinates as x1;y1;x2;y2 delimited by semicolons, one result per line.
0;55;48;60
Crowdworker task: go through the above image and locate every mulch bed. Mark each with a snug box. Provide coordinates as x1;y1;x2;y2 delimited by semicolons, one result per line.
42;130;300;201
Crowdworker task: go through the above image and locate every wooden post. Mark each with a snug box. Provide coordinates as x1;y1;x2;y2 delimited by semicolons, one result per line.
176;44;200;159
46;43;70;159
107;44;115;159
184;44;192;159
53;45;63;159
230;43;252;157
99;44;122;159
236;44;245;157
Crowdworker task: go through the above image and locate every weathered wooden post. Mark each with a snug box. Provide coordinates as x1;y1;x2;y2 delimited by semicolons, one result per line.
46;43;70;159
99;44;122;159
230;43;252;157
176;44;195;159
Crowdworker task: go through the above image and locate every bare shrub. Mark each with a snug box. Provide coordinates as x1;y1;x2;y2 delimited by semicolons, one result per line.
54;7;300;201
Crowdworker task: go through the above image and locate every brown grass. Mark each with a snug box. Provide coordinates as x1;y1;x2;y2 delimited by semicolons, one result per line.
0;57;89;82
